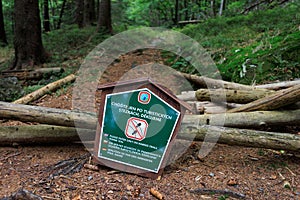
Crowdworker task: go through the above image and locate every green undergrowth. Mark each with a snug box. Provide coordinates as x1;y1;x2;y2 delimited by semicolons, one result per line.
43;25;108;69
178;3;300;84
0;25;108;101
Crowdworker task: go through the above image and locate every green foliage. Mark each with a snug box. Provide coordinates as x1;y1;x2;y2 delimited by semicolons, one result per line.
178;4;300;84
218;195;229;200
23;85;44;95
43;25;108;66
0;77;24;102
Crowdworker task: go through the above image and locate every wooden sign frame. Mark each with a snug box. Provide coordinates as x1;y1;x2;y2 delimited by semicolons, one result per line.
94;78;191;179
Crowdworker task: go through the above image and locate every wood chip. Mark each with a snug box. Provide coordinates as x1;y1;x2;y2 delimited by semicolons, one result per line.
150;188;164;200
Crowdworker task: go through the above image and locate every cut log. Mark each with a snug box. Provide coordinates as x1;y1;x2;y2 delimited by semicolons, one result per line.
0;125;95;145
0;101;97;129
256;79;300;90
0;67;64;80
183;109;300;128
13;74;76;104
179;125;300;153
1;124;299;153
1;101;299;130
195;88;275;104
179;72;259;91
228;84;300;112
177;91;197;101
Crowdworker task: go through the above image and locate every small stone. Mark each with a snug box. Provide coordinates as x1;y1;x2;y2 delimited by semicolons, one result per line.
88;175;93;181
209;172;215;177
107;190;114;194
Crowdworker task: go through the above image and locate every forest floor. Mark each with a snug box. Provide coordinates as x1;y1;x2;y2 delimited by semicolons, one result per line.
0;50;300;200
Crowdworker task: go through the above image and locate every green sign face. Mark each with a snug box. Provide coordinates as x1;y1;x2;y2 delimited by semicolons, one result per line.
98;88;180;173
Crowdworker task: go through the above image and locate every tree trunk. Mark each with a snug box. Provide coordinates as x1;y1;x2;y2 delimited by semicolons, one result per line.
97;0;112;33
210;0;216;17
184;0;189;20
0;0;7;46
13;74;76;104
43;0;51;32
0;101;97;129
1;124;299;153
0;125;90;145
56;0;66;29
228;84;300;113
255;79;300;90
179;125;300;153
178;72;262;91
84;0;96;26
219;0;225;16
183;109;300;129
76;0;84;28
0;67;63;80
174;0;179;25
195;88;275;103
91;0;96;22
13;0;48;69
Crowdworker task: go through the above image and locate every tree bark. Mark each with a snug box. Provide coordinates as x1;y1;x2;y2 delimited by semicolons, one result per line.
219;0;225;16
255;79;300;90
179;125;300;153
195;88;275;104
13;0;48;69
228;84;300;113
76;0;84;28
178;72;261;91
0;125;95;145
1;124;299;153
43;0;51;32
0;0;7;46
56;0;66;29
97;0;112;33
0;101;97;129
183;109;300;128
0;67;63;80
174;0;179;25
84;0;96;26
13;74;76;104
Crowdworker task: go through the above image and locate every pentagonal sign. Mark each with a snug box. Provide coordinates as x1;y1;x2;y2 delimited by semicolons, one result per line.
97;88;180;173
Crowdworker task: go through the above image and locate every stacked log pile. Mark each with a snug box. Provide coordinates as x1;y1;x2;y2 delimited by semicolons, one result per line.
0;74;299;153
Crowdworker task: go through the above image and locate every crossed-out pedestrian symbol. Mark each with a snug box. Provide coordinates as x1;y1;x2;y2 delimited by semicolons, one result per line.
125;117;148;141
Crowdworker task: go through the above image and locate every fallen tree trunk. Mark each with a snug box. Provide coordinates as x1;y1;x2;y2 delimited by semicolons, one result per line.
228;83;300;113
0;101;97;129
256;79;300;90
195;88;275;104
0;125;93;145
0;124;299;153
180;125;300;153
1;101;299;130
183;109;300;128
179;73;256;90
13;74;76;104
0;67;64;80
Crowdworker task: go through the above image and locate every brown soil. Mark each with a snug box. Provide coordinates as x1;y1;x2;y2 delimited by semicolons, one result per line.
1;50;299;200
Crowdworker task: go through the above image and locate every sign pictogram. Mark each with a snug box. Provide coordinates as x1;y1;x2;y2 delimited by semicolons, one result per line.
138;91;151;104
125;117;148;141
